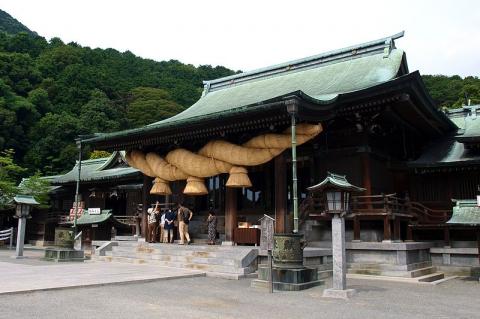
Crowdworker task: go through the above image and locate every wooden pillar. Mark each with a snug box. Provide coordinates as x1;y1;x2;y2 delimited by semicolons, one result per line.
383;216;391;241
353;217;361;241
393;218;401;241
406;225;413;241
141;175;149;239
444;227;451;247
224;187;237;243
362;153;372;197
274;154;287;233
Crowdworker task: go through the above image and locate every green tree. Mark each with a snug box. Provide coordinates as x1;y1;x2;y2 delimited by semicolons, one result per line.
18;171;50;208
79;89;124;133
0;149;26;209
126;87;185;127
89;150;112;159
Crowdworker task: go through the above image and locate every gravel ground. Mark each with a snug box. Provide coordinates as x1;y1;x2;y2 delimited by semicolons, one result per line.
0;275;478;319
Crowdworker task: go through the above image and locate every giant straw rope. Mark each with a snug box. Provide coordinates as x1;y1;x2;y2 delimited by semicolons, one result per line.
125;123;322;195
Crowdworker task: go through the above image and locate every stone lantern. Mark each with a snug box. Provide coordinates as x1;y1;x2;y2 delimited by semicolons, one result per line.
307;172;364;299
12;195;39;258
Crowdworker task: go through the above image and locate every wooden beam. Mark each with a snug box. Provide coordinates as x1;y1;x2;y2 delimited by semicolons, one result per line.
275;154;287;233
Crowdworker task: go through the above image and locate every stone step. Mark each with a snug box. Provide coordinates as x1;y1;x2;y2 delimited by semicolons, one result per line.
347;272;448;285
409;266;436;278
415;272;445;283
97;255;255;275
347;261;432;272
112;245;252;259
116;242;239;251
111;251;238;266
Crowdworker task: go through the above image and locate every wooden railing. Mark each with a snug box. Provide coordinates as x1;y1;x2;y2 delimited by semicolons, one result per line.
305;193;452;224
407;201;451;225
114;215;137;226
0;227;14;249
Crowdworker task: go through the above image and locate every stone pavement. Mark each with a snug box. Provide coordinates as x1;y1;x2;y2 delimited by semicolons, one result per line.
0;275;479;319
0;249;205;295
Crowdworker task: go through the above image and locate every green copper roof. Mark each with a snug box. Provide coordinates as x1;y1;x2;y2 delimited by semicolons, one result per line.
307;172;365;193
447;200;480;226
410;106;480;168
12;195;39;205
84;32;408;145
75;209;112;225
46;152;140;184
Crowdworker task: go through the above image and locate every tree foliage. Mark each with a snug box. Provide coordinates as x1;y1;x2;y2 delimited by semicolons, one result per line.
422;75;480;109
0;29;234;177
89;150;112;159
0;149;26;209
18;171;51;209
1;10;479;184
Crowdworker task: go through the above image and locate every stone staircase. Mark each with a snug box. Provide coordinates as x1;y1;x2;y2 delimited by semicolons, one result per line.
95;242;258;280
347;261;447;284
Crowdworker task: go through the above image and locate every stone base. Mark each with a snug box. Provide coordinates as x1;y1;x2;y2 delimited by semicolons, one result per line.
322;288;356;299
252;266;323;291
11;255;27;259
44;248;85;262
251;278;323;291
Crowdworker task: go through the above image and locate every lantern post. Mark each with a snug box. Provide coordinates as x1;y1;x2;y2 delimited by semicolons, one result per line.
307;172;364;299
12;195;39;258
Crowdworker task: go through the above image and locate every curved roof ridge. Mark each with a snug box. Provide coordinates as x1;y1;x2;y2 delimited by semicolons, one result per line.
203;31;405;94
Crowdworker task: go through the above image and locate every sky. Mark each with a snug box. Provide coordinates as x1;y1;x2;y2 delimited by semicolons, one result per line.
1;0;479;77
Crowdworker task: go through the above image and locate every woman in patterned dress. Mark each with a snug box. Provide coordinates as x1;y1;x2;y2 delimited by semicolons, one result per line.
207;211;217;245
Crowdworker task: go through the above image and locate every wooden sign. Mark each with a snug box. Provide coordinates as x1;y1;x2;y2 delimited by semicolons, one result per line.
259;214;275;251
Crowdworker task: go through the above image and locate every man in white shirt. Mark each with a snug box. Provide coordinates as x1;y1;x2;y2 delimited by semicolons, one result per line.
147;202;160;243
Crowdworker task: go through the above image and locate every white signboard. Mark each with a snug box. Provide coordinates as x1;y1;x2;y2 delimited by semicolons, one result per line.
477;196;480;207
88;208;101;215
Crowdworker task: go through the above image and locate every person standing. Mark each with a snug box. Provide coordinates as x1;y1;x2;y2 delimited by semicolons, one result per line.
159;209;166;243
164;208;176;243
147;202;160;243
207;210;217;245
177;203;193;245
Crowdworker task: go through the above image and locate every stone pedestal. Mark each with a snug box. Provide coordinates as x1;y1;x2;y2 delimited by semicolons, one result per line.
44;248;85;262
252;266;323;291
323;288;356;299
15;217;26;258
323;215;356;299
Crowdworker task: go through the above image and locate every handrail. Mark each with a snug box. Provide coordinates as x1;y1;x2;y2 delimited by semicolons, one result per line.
114;215;137;226
306;193;452;224
0;227;14;249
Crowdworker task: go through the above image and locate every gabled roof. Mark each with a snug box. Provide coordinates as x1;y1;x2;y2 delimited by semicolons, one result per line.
75;209;112;225
12;195;39;205
447;200;480;226
410;105;480;169
85;32;411;146
307;172;365;193
451;105;480;143
46;151;140;184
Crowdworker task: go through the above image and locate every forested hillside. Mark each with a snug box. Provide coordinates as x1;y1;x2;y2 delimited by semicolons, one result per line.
423;75;480;109
0;31;234;175
0;9;36;36
0;10;478;179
